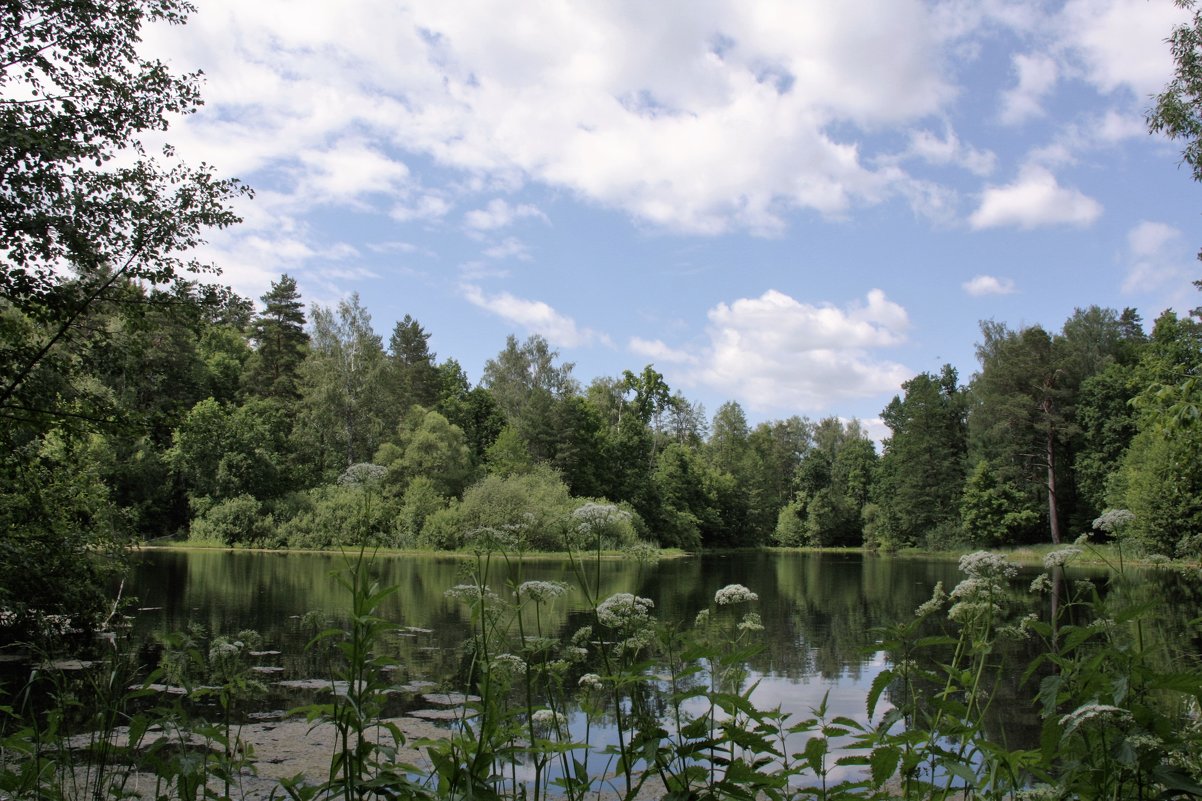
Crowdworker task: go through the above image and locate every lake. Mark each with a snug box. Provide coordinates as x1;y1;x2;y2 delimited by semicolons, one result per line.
123;547;1201;785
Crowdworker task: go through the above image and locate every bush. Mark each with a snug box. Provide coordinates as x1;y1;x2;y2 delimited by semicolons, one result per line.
189;495;278;547
276;484;396;549
423;466;576;550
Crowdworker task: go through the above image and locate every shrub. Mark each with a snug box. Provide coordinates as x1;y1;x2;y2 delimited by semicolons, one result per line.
189;495;278;547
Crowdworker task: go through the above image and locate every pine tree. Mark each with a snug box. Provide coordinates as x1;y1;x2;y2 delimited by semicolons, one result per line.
245;275;309;399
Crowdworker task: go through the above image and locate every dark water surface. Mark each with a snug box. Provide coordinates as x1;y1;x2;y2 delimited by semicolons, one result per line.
125;548;1201;783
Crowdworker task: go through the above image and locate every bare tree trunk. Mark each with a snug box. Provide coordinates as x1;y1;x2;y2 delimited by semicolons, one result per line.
1046;424;1062;545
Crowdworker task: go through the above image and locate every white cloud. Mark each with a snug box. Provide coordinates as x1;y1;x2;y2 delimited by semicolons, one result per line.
903;127;996;176
1122;220;1192;294
142;0;964;235
969;166;1102;229
390;194;453;222
482;237;532;261
1060;0;1192;96
676;289;912;413
628;337;699;365
962;275;1017;296
460;283;605;347
464;199;547;231
999;52;1058;125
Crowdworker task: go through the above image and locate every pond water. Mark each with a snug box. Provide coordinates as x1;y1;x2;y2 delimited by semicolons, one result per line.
123;547;1201;784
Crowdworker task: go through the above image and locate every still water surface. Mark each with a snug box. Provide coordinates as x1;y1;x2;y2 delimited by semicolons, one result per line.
126;548;1198;782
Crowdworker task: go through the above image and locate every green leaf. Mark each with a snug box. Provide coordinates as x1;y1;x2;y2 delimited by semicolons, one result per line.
867;668;892;719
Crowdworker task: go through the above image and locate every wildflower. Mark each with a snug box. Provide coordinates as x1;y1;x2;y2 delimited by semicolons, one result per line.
915;582;946;616
1059;703;1133;736
492;653;526;675
516;580;569;602
209;640;241;660
596;593;654;628
571;625;593;646
1092;509;1134;533
578;673;604;690
694;608;711;626
566;646;589;661
445;584;499;605
1043;547;1081;570
958;551;1018;580
531;708;560;728
737;612;764;633
715;584;758;606
338;463;387;486
1030;573;1053;593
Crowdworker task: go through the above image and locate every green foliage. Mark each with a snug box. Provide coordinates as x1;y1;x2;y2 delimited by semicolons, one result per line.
874;366;968;550
168;397;292;511
960;459;1041;546
244;274;309;400
0;433;126;644
438;466;577;550
277;478;396;550
189;494;278;547
294;294;392;478
395;476;449;547
376;406;475;499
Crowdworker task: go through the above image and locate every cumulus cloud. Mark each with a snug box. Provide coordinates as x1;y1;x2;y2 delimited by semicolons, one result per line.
969;166;1102;229
1122;221;1192;295
1060;0;1192;96
674;289;912;413
460;283;605;347
963;275;1017;296
999;52;1058;125
140;0;964;235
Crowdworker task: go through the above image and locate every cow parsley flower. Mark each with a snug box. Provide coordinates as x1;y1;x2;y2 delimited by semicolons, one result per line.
1043;547;1081;570
715;584;758;606
578;673;604;690
516;580;569;602
596;593;654;628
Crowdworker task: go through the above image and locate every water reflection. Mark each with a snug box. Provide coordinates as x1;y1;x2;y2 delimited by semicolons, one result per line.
125;547;1193;782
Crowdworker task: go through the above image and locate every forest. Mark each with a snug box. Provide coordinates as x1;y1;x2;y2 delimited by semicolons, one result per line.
5;263;1202;638
3;0;1202;644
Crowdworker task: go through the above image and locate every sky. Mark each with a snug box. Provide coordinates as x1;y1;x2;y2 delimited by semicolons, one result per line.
140;0;1202;439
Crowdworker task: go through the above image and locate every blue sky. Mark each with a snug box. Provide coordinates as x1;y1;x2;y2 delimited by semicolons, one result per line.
143;0;1201;437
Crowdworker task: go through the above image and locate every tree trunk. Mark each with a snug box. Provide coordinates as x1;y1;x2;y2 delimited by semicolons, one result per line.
1046;424;1062;545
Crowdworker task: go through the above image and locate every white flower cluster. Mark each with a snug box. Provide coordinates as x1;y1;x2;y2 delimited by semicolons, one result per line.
578;673;604;690
516;580;569;602
1092;508;1135;533
915;582;946;616
1059;703;1133;736
338;462;387;486
572;502;629;528
209;640;243;660
531;708;561;728
1042;547;1081;570
737;612;764;633
492;653;527;675
714;584;758;606
596;593;654;628
0;608;16;627
948;553;1017;625
445;584;499;605
958;551;1018;580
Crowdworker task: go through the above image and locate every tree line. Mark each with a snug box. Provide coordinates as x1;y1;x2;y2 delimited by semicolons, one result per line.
4;0;1202;642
